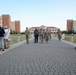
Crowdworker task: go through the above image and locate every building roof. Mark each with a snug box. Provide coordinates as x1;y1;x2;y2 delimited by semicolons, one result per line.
46;26;59;29
29;27;40;29
29;26;59;29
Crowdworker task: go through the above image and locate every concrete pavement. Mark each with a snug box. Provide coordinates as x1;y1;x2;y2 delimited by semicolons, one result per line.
0;38;76;75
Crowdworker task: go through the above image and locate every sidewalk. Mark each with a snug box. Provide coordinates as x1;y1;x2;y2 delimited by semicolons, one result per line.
53;37;76;47
0;38;76;75
0;37;76;55
0;38;33;55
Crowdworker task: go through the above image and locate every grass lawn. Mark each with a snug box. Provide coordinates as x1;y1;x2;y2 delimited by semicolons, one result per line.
64;34;71;41
64;34;76;43
53;34;76;43
9;34;32;45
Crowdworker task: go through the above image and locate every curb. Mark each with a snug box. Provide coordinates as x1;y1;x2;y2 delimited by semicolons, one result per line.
0;38;34;55
53;37;76;47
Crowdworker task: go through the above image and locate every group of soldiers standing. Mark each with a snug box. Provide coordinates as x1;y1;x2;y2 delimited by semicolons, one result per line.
25;27;51;44
39;28;51;43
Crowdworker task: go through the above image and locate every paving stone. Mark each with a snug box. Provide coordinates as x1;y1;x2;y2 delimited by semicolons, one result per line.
0;38;76;75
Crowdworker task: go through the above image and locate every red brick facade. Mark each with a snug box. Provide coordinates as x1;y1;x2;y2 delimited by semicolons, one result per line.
2;15;11;29
67;20;73;31
15;21;20;33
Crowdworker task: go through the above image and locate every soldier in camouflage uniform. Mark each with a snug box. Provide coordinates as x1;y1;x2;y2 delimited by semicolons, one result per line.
48;30;51;40
25;27;30;44
45;29;49;42
57;29;61;41
43;29;46;41
39;28;44;43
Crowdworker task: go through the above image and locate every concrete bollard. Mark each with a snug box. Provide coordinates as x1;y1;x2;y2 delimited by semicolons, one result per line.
71;33;73;43
17;34;20;42
62;33;65;40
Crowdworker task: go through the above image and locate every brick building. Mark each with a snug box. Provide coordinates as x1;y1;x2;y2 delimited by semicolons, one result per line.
29;26;59;34
67;20;73;31
10;21;15;31
46;27;59;34
0;16;2;27
15;21;20;33
2;15;11;28
29;27;40;34
73;20;76;30
0;14;21;33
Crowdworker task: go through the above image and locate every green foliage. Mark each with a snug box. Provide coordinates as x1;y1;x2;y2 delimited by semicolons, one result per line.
62;31;68;34
10;29;13;34
67;30;73;34
20;32;25;34
12;30;16;34
9;34;26;45
61;30;74;34
10;30;19;34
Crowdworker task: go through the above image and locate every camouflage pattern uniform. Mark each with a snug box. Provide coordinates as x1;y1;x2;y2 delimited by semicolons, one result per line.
58;29;61;41
39;28;44;43
45;29;49;42
25;27;30;44
48;30;51;40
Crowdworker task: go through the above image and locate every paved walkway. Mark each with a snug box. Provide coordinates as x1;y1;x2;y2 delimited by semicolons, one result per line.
0;38;76;75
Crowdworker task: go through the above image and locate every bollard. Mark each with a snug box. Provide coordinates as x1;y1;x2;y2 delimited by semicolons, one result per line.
71;33;73;43
62;33;65;40
17;34;20;42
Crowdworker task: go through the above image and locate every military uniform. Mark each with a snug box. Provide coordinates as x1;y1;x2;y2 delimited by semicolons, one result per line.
45;30;49;42
43;29;46;41
25;29;30;44
48;30;51;40
58;29;61;40
39;28;44;43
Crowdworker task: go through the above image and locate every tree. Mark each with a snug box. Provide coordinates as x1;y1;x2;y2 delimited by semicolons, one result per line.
67;30;73;34
10;29;12;34
62;31;68;34
20;32;25;34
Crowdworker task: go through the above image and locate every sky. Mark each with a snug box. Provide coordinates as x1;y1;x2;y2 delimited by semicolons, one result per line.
0;0;76;32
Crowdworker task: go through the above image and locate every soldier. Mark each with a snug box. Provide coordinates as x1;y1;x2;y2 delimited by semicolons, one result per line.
57;29;61;41
39;28;44;43
45;29;49;42
39;29;41;41
43;29;46;41
48;30;51;40
25;27;30;44
34;28;39;43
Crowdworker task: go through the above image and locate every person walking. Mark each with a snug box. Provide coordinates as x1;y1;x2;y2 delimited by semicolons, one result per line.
45;29;49;42
48;30;51;40
25;27;30;44
0;26;5;51
39;28;44;43
34;28;39;43
57;29;61;41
